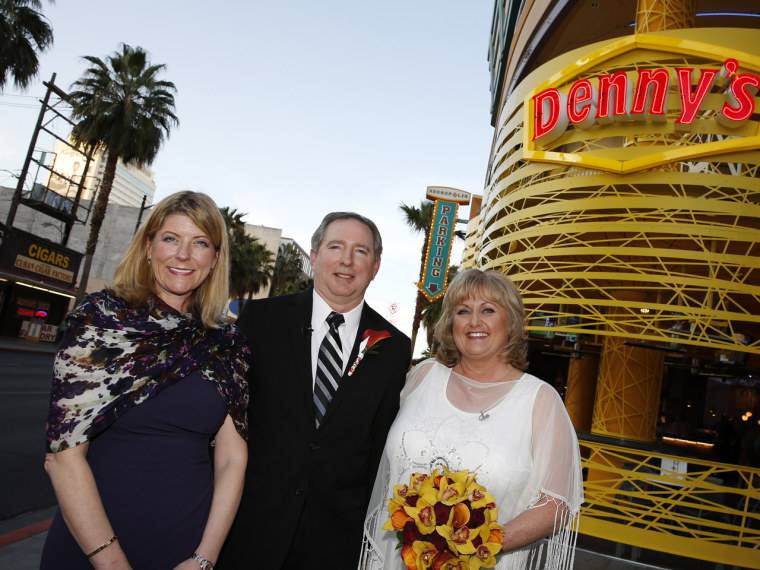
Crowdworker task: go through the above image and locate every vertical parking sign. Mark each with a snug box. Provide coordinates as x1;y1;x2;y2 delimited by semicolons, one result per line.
416;187;470;301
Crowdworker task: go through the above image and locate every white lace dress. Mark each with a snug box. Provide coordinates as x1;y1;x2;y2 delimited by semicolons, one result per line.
359;359;584;569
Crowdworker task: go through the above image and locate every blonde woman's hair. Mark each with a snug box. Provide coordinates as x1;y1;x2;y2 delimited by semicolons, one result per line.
434;269;527;370
110;191;229;328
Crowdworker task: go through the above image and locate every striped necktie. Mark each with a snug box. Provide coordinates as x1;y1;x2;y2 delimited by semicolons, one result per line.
313;311;344;428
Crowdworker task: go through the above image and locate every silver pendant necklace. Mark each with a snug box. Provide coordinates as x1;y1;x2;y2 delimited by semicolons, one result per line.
452;366;521;422
477;392;511;421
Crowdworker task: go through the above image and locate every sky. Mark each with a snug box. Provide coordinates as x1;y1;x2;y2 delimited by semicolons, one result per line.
0;0;496;356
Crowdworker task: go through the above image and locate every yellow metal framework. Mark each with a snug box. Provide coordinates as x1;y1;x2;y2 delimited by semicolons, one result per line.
579;437;760;567
635;0;695;34
464;29;760;355
593;335;664;441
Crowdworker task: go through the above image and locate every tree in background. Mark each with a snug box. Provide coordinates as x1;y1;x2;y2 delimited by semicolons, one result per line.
0;0;54;91
221;207;274;314
420;264;458;354
269;242;308;297
70;44;177;306
400;201;465;357
400;201;434;358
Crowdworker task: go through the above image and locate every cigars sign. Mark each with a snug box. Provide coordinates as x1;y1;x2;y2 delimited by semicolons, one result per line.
523;34;760;173
0;223;82;288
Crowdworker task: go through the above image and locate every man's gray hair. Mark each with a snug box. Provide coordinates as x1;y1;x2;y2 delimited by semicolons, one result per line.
311;212;383;260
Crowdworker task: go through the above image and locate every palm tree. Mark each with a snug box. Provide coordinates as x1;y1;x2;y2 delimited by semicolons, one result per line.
222;207;248;311
0;0;54;91
230;239;273;313
221;207;275;313
69;44;177;306
400;201;436;358
400;201;465;357
420;264;458;353
270;242;306;297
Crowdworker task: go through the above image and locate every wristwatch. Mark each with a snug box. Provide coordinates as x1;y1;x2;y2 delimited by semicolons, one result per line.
191;552;214;570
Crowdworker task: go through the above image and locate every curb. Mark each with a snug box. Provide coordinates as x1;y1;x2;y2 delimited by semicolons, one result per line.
0;518;52;548
0;341;58;355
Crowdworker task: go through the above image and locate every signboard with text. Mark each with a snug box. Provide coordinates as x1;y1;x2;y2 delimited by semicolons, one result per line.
0;223;82;288
522;33;760;173
417;198;461;301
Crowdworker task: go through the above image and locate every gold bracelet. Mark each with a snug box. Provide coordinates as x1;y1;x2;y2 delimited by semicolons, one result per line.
86;535;118;559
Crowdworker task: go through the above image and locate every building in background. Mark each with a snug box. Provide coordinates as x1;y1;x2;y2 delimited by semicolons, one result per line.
279;236;313;279
242;223;282;300
46;139;156;208
225;227;312;318
0;185;145;340
462;1;760;566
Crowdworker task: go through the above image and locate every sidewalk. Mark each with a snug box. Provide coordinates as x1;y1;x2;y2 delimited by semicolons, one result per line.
0;507;56;569
0;508;669;570
0;336;58;355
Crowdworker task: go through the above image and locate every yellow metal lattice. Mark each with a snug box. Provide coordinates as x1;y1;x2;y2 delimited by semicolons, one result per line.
467;32;760;355
580;437;760;567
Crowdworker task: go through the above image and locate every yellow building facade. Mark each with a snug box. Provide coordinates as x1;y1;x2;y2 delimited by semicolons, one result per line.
463;1;760;565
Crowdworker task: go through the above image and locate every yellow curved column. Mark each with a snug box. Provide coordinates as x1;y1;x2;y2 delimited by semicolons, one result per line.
565;354;599;432
592;293;664;442
635;0;694;33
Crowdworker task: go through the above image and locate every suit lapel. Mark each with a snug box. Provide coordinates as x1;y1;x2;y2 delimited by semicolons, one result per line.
320;304;382;427
285;291;315;424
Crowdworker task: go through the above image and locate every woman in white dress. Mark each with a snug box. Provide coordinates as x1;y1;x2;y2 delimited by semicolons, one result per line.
360;269;584;569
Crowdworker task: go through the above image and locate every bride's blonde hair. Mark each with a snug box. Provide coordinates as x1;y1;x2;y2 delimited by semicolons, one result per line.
434;269;527;370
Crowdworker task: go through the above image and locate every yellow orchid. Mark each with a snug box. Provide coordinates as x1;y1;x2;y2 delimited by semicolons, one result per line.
432;550;468;570
428;473;467;506
435;523;479;555
405;498;438;535
409;471;437;494
441;554;470;569
475;507;502;541
387;487;413;516
465;480;496;509
411;540;439;570
381;506;413;531
437;467;471;490
469;542;502;569
393;482;413;499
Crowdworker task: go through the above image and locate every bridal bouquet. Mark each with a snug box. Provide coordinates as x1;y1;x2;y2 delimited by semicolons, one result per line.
382;467;503;570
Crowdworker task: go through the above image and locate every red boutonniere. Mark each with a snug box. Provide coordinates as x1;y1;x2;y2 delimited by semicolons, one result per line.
347;329;391;376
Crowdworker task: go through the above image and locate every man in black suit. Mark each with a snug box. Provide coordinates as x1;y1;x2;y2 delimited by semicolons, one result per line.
220;212;411;569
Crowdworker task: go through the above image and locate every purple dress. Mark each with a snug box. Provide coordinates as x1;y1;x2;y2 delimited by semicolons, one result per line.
40;371;227;569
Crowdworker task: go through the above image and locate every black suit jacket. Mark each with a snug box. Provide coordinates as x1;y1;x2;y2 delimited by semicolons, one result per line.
220;289;411;569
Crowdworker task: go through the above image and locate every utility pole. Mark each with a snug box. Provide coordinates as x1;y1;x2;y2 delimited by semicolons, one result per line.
6;73;57;227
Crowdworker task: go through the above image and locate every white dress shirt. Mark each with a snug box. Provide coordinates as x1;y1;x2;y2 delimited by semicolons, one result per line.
310;290;363;386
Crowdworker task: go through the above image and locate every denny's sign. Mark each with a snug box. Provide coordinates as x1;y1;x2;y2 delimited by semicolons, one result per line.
523;33;760;174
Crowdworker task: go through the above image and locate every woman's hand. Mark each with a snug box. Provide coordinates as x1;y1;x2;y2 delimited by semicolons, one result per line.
499;494;565;552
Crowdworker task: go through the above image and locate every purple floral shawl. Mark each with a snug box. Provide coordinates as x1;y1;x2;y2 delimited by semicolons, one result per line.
46;289;250;452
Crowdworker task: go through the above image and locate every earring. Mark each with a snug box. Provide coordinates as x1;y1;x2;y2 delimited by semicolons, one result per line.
147;258;152;265
209;266;214;275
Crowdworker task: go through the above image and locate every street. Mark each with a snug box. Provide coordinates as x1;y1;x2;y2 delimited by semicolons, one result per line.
0;350;57;520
